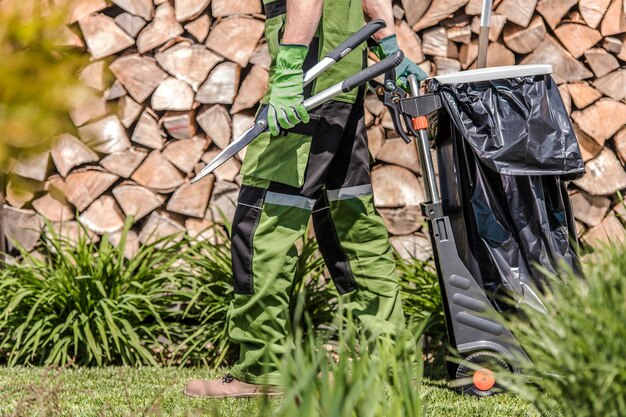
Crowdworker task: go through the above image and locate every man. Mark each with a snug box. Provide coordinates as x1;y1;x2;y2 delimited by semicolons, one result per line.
185;0;427;398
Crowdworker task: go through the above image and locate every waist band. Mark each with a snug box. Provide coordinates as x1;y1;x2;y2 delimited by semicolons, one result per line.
264;0;286;19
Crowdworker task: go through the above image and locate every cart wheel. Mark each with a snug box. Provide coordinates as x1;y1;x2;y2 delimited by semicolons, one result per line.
452;351;511;396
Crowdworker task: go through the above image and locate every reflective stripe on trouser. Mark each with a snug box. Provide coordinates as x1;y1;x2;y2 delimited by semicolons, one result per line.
227;99;405;385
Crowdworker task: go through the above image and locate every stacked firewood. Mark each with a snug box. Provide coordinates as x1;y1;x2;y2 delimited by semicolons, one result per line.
2;0;625;259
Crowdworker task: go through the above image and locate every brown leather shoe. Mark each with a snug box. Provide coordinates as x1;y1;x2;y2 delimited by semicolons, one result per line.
184;374;284;398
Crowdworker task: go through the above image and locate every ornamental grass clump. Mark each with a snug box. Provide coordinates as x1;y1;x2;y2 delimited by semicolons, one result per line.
0;224;188;367
499;243;626;417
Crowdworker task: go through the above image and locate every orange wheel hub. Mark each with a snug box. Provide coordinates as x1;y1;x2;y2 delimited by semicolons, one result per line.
473;368;495;391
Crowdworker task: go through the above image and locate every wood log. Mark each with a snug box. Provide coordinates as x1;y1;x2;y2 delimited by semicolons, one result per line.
163;136;207;173
185;15;211;43
49;221;99;245
503;16;546;54
536;0;578;29
447;24;472;44
206;17;265;67
396;20;425;63
574;148;626;195
459;41;478;69
78;195;126;234
118;95;143;128
79;61;107;91
138;211;185;246
376;138;420;174
105;81;127;101
67;0;108;24
162;111;196;140
413;0;469;32
231;113;256;161
618;37;626;60
59;26;85;49
131;110;166;149
175;0;210;22
196;62;241;105
486;42;515;66
111;0;154;21
131;150;185;193
208;181;239;224
558;84;572;114
390;234;432;262
600;0;626;36
155;42;223;91
569;190;611;226
112;183;165;220
69;95;108;127
12;150;50;182
568;82;602;109
615;127;626;163
63;169;119;211
580;0;612;28
378;206;423;235
422;27;450;57
186;218;220;244
250;43;271;70
114;13;147;38
78;14;135;60
365;94;385;117
51;133;99;177
151;77;195;111
521;36;593;84
211;0;262;17
367;125;386;159
32;192;74;222
109;229;139;258
372;166;426;207
584;47;620;78
109;55;168;103
402;0;431;27
593;69;626;100
6;176;43;208
100;148;148;178
465;0;483;15
471;14;507;41
167;175;215;217
603;36;623;52
583;213;626;245
136;3;184;54
202;150;241;182
45;175;66;195
554;24;603;58
571;99;626;144
197;105;232;149
496;0;537;27
231;65;269;114
434;57;461;75
2;206;42;251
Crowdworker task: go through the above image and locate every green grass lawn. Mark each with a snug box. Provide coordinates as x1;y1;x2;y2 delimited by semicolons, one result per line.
0;367;541;417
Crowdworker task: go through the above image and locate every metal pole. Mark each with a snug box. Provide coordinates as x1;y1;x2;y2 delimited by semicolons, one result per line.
476;0;493;69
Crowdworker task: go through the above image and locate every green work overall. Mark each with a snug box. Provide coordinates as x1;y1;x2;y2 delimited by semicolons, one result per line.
227;0;406;385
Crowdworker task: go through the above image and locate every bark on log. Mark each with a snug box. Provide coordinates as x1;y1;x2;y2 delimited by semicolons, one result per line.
51;133;99;177
155;42;223;91
175;0;210;22
113;183;165;221
32;192;74;222
521;36;593;84
600;0;626;36
131;151;185;193
503;16;546;54
2;206;42;251
162;111;197;140
579;0;612;28
378;206;423;235
574;148;626;195
111;0;154;21
109;55;169;103
196;105;232;149
63;169;119;211
376;138;421;174
536;0;578;29
167;175;215;218
211;0;263;17
570;190;611;226
571;99;626;144
372;166;426;207
131;110;166;149
568;81;602;109
496;0;538;27
100;148;148;178
78;14;135;60
12;150;50;182
163;136;208;173
114;13;147;38
205;17;265;67
185;15;211;43
136;3;184;54
231;65;269;114
584;47;620;78
6;176;43;209
554;24;603;58
196;62;241;105
151;77;195;111
78;195;126;234
413;0;469;32
593;69;626;100
138;211;185;246
118;95;143;128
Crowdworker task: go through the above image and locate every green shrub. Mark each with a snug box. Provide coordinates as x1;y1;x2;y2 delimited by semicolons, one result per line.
499;243;626;417
0;224;188;366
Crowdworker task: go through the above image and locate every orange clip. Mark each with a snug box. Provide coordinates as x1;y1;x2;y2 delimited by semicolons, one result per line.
412;116;428;131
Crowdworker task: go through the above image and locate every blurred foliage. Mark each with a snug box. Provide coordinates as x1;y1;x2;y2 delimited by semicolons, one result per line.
0;0;90;168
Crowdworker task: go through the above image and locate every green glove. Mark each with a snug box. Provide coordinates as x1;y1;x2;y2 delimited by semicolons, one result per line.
267;44;310;136
371;34;428;90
